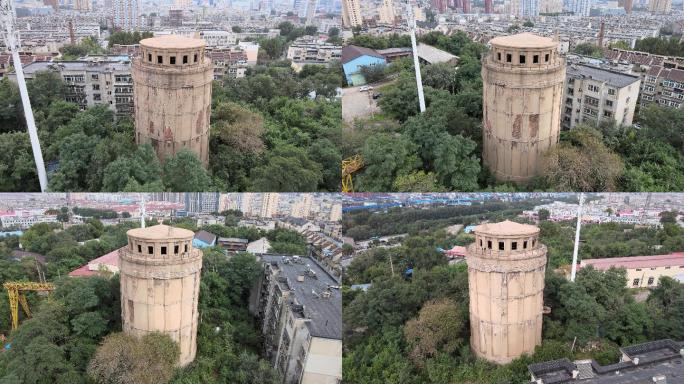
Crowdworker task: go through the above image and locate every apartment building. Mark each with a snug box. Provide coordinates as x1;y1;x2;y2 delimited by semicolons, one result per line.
253;254;342;384
208;48;248;81
9;58;134;118
562;64;640;130
579;252;684;288
286;38;342;70
641;65;684;109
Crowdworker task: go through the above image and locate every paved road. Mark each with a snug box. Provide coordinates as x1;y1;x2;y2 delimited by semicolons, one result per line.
342;85;379;124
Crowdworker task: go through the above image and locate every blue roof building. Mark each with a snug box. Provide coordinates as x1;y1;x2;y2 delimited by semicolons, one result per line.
341;45;387;86
193;230;217;249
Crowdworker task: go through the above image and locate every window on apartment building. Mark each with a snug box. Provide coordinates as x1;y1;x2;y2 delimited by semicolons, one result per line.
91;74;98;80
588;84;599;92
93;84;100;90
506;53;512;62
648;277;654;285
170;56;176;65
605;100;613;107
93;94;101;101
498;241;505;251
603;111;612;118
633;278;640;286
183;55;188;64
519;55;526;64
533;55;539;63
545;53;549;62
157;55;163;64
608;88;616;95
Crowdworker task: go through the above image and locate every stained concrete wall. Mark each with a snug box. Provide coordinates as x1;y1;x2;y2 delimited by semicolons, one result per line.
466;221;547;364
120;224;203;366
482;34;566;184
132;36;213;168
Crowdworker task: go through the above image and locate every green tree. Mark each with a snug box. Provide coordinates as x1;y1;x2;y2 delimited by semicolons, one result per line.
0;132;40;191
359;64;387;84
249;145;323;191
102;144;163;191
88;332;179;384
162;149;213;191
404;298;466;367
357;134;419;191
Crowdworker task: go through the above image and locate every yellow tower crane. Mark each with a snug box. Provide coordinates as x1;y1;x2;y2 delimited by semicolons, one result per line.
341;154;364;193
3;282;55;330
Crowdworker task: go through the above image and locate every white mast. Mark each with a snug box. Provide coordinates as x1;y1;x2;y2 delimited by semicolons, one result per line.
406;0;425;112
0;0;48;191
570;193;584;282
140;194;146;228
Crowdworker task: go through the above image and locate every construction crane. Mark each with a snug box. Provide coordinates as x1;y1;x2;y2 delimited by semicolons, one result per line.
341;154;364;193
0;0;48;191
3;282;55;330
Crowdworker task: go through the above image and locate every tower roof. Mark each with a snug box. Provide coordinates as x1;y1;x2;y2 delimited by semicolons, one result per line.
127;224;195;240
489;33;557;49
474;220;539;236
140;35;206;49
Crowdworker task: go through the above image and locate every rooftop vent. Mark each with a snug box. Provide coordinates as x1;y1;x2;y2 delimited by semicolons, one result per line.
297;275;304;282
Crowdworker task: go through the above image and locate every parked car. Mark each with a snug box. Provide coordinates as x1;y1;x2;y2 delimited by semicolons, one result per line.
359;85;374;92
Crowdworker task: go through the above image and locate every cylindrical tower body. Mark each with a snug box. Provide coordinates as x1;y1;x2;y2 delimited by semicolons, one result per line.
120;224;203;366
132;35;212;168
466;220;547;364
482;33;565;184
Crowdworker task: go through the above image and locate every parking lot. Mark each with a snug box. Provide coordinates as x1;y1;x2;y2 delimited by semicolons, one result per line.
341;85;380;124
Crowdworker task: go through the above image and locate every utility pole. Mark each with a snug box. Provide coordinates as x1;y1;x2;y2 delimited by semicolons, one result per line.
570;193;584;282
406;0;425;112
1;0;48;191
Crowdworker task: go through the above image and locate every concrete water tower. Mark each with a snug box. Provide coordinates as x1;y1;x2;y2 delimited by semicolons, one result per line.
132;35;213;168
466;220;547;364
119;224;203;366
482;32;566;184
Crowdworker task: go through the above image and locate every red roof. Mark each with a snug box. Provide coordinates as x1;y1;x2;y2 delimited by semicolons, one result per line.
580;252;684;270
68;247;122;277
445;245;467;257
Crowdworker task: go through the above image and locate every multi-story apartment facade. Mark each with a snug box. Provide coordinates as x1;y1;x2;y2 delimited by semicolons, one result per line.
286;39;342;68
571;0;592;16
341;0;362;28
562;64;640;130
112;0;141;31
184;192;220;214
253;255;342;384
641;66;684;109
208;48;248;81
10;58;134;118
579;252;684;288
648;0;671;13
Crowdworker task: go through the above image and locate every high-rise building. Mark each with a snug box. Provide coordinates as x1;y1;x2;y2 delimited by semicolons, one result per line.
291;194;313;219
648;0;671;13
466;221;547;364
539;0;563;13
432;0;448;13
462;0;471;12
174;0;191;7
571;0;591;16
484;0;493;13
184;192;220;213
169;9;184;26
260;193;280;218
74;0;92;11
341;0;362;27
378;0;396;24
507;0;520;14
132;35;213;168
305;0;318;24
112;0;141;31
120;224;203;366
482;33;565;184
329;203;342;222
521;0;539;15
